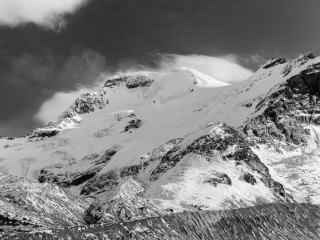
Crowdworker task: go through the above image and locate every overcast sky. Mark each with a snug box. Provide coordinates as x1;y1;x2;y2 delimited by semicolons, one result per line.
1;0;320;136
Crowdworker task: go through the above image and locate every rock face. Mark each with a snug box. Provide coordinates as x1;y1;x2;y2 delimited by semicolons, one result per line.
149;123;292;202
28;91;106;140
243;60;320;145
72;93;106;115
28;128;60;139
0;173;88;233
204;173;232;186
242;173;257;185
6;203;320;240
262;57;287;69
281;52;315;76
38;148;117;189
123;118;142;132
104;74;154;88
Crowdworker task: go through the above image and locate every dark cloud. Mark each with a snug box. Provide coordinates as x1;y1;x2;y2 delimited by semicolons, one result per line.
0;46;107;136
1;0;320;136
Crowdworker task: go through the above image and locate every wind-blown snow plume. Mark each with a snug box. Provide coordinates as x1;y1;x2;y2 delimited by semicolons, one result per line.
159;54;253;83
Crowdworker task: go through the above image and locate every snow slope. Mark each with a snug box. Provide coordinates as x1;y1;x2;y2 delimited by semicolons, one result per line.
2;54;317;178
0;69;241;179
0;62;296;179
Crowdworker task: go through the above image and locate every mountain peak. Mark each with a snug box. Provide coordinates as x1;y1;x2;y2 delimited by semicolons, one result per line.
181;67;230;87
262;57;287;69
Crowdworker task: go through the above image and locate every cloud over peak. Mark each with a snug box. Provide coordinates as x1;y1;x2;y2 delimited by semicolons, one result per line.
0;0;90;29
158;54;253;83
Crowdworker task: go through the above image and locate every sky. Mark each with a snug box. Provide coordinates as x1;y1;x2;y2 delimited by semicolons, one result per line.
0;0;320;136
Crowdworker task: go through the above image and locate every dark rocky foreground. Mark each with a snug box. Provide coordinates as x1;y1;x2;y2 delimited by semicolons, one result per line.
4;203;320;240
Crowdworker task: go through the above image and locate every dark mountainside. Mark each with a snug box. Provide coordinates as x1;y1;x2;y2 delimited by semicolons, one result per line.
4;203;320;240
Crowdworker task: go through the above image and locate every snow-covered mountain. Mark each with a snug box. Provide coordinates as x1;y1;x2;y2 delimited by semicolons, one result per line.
2;53;320;239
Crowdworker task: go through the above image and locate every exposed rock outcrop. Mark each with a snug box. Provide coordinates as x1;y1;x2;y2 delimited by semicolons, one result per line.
242;173;257;185
243;60;320;145
38;148;117;189
104;74;154;88
262;57;287;69
281;52;315;76
0;173;88;233
150;122;292;202
27;128;59;139
204;173;232;187
123;119;142;132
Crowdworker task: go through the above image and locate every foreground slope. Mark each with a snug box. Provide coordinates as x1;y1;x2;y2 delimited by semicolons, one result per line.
0;172;88;232
5;203;320;240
